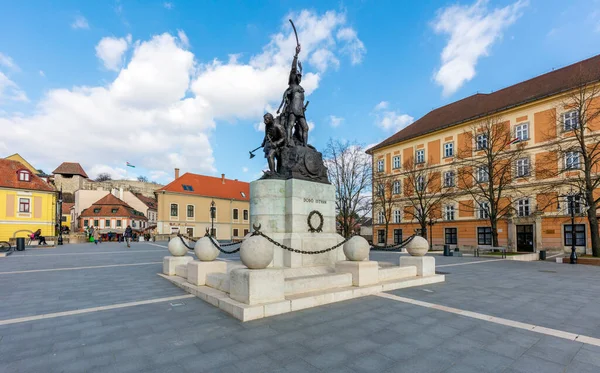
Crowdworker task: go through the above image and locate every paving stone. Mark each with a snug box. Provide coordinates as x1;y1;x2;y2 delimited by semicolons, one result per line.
509;355;566;373
347;352;395;372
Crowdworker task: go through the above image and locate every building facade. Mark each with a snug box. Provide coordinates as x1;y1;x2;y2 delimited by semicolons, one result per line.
0;159;57;241
368;55;600;254
78;194;148;235
156;171;250;240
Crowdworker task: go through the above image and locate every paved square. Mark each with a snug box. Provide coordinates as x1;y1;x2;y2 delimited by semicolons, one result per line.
1;242;600;372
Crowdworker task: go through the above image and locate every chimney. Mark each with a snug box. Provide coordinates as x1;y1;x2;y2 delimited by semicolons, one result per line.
175;168;180;179
221;173;225;184
119;187;123;200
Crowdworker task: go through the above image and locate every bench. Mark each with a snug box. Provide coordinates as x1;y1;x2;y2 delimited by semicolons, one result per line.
475;246;507;258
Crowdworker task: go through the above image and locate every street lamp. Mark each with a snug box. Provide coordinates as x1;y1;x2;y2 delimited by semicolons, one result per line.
210;200;216;237
558;188;578;264
427;217;435;251
57;188;63;246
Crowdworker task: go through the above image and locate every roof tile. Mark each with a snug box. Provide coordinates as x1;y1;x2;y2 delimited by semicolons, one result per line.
158;173;249;201
0;159;55;192
52;162;89;178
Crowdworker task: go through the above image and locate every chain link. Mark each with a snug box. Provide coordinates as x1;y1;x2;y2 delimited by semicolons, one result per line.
175;233;241;254
207;235;241;254
252;230;353;255
370;235;415;251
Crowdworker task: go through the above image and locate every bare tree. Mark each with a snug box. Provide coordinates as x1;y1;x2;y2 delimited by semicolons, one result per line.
324;139;372;238
372;173;402;245
402;160;451;239
539;72;600;256
137;175;149;182
456;115;528;247
95;173;112;182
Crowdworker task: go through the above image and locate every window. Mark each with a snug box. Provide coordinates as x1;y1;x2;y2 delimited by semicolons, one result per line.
182;184;194;191
18;198;30;213
444;142;454;158
243;210;249;220
476;134;488;150
517;198;530;217
377;210;385;224
170;204;178;217
186;227;194;237
116;220;121;227
18;170;30;182
515;123;529;141
61;216;67;222
187;205;194;218
84;219;89;227
476;166;489;183
444;171;455;187
563;110;579;131
233;228;239;237
377;159;384;172
392;156;401;169
416;176;425;192
132;221;136;228
445;228;457;244
232;208;239;220
93;208;101;213
94;219;99;227
111;208;118;213
377;183;385;196
565;195;583;215
393;210;401;223
377;230;385;244
477;201;490;219
416;149;425;164
105;219;111;228
243;229;249;236
516;158;530;177
393;229;403;244
564;224;585;246
392;180;401;195
241;192;246;198
565;151;580;170
477;227;492;245
444;205;455;221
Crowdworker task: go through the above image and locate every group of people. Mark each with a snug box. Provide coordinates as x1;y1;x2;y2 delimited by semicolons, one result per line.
85;225;134;247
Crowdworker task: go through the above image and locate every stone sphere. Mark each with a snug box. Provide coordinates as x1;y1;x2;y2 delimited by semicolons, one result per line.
240;235;273;269
343;236;370;261
406;236;429;256
168;236;188;257
194;236;219;261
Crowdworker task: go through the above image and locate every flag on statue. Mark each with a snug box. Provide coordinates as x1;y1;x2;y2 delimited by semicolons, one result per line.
126;162;135;168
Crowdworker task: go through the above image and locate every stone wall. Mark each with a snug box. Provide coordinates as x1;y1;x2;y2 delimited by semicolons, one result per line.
81;179;162;198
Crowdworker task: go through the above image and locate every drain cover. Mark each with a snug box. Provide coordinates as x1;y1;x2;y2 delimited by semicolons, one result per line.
170;302;185;307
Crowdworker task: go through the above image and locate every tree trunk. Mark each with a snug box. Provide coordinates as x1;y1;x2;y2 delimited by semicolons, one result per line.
491;220;499;247
421;223;428;240
587;205;600;257
384;223;389;246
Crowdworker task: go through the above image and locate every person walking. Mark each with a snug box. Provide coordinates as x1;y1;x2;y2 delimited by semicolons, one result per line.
93;228;100;245
124;225;133;248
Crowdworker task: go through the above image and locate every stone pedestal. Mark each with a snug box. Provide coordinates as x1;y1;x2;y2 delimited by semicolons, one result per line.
229;268;285;305
163;256;193;276
187;260;227;286
250;178;345;268
335;261;379;286
400;256;435;277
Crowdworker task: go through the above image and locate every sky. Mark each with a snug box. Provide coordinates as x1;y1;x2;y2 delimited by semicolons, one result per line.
1;0;599;184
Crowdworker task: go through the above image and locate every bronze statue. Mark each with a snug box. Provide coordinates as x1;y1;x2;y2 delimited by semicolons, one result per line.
261;113;285;175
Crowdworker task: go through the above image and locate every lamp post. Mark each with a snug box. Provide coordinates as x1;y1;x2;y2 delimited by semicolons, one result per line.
427;217;435;251
210;200;216;237
57;188;63;246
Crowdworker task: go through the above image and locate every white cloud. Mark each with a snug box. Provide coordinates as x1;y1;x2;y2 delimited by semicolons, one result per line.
328;115;343;128
310;49;339;72
336;27;366;64
88;165;129;180
39;70;45;77
0;72;28;102
373;102;413;132
0;53;19;71
0;10;363;183
242;167;249;173
95;35;131;71
177;30;190;48
71;15;89;30
432;0;527;96
164;2;174;9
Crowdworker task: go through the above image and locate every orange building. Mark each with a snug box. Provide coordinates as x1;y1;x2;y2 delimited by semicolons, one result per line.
368;55;600;254
78;194;148;238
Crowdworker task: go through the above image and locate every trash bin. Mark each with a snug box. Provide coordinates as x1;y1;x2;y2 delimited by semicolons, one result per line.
539;250;546;261
16;237;25;251
443;244;451;257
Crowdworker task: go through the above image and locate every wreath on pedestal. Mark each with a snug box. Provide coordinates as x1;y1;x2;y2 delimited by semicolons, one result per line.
307;210;324;233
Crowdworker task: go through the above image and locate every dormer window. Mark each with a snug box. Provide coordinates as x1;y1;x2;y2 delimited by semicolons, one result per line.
93;208;101;213
18;170;31;182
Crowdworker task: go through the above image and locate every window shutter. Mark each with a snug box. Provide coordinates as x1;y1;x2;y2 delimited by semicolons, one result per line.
6;194;15;217
34;196;42;218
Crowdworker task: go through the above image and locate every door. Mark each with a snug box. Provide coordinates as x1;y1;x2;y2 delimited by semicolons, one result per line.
516;225;534;252
377;229;385;244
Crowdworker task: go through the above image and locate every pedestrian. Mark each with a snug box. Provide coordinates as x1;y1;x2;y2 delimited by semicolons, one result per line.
93;228;100;245
124;225;133;248
33;229;47;245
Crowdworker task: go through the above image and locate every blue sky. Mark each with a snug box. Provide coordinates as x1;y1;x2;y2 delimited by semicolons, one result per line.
1;0;599;184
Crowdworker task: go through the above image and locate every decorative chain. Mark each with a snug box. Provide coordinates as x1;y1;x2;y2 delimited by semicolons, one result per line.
251;230;353;255
370;235;415;251
206;235;240;254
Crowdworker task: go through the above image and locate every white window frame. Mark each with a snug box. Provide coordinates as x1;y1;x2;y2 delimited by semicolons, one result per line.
19;197;31;213
392;180;401;195
515;123;529;141
392;156;401;169
517;198;530;217
243;209;249;221
377;159;384;172
186;204;195;220
232;208;239;221
377;210;385;225
477;201;490;219
444;205;455;221
476;166;489;183
563;110;579;131
170;203;178;219
516;158;530;177
415;149;425;164
416;176;425;192
377;183;384;196
565;195;583;215
444;171;455;187
476;134;488;150
393;210;401;224
565;151;580;170
444;142;454;158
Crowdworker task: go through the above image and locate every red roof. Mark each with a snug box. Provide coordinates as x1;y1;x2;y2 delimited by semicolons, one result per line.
158;173;249;201
0;159;55;192
80;194;147;220
52;162;89;178
62;202;74;215
368;54;600;153
134;193;157;210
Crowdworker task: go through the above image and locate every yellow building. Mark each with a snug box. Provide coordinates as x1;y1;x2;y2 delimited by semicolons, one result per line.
156;170;250;240
0;158;57;241
368;55;600;254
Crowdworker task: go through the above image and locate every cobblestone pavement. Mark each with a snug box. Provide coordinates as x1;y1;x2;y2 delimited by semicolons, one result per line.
1;242;599;372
